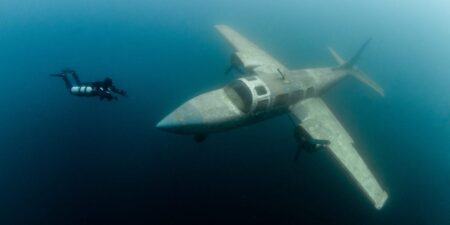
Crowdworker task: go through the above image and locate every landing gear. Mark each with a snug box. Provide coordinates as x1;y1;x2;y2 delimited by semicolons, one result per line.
193;134;207;143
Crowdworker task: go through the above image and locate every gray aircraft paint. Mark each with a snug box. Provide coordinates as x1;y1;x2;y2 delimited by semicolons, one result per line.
157;67;347;134
157;25;388;209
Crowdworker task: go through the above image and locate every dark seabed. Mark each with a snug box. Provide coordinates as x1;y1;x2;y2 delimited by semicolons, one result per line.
0;0;449;224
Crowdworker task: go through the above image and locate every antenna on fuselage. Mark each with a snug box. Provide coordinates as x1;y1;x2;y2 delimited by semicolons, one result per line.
277;68;286;80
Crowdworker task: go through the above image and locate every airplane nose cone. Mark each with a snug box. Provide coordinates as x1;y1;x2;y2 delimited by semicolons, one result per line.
156;103;204;133
155;117;173;130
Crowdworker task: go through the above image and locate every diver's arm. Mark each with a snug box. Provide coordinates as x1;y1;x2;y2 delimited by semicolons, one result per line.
110;86;127;97
98;90;117;101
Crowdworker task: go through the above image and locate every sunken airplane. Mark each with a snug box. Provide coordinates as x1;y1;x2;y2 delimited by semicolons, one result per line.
156;25;388;209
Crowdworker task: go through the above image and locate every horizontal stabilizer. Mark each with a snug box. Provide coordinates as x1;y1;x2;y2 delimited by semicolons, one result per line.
329;40;385;97
350;69;385;97
328;47;345;65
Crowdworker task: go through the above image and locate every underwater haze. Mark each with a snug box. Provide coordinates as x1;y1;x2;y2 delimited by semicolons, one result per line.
0;0;449;224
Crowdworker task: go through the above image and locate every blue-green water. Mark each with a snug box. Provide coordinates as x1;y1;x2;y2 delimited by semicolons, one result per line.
0;0;449;224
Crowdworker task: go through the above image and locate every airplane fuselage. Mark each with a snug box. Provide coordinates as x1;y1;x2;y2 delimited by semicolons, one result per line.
156;24;389;209
156;67;348;135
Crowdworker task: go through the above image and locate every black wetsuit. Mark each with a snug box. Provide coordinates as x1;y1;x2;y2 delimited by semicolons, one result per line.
52;70;127;101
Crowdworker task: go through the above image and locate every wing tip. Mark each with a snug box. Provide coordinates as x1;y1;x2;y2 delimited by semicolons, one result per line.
214;24;227;30
374;85;385;97
374;191;388;210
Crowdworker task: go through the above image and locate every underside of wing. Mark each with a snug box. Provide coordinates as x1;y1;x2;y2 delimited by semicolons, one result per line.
290;98;388;209
215;24;287;74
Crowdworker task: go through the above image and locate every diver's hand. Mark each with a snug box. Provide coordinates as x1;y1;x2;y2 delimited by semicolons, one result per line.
117;90;128;97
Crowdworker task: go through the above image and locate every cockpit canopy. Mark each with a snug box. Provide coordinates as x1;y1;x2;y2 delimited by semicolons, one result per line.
224;76;272;114
224;79;253;113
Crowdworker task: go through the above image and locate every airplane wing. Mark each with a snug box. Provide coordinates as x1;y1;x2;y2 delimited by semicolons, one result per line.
215;24;287;74
290;98;388;209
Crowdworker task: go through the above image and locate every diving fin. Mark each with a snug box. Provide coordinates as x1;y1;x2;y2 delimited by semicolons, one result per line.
49;73;65;77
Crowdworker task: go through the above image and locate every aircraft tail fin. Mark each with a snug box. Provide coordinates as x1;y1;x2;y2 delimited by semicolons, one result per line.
328;39;385;97
340;38;372;69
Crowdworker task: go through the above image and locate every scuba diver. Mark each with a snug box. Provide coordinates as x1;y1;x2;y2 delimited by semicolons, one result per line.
50;69;127;101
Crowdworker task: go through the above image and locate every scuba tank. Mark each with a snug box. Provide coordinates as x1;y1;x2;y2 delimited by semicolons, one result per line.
70;85;95;96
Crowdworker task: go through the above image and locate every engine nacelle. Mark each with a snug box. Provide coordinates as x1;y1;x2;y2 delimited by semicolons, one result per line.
294;127;330;152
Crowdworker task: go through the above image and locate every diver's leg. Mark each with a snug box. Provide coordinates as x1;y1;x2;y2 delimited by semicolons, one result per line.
50;73;72;90
71;71;81;85
61;75;72;90
63;69;81;85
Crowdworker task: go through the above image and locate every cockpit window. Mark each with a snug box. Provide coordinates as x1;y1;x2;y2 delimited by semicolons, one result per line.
255;85;268;96
224;80;253;113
